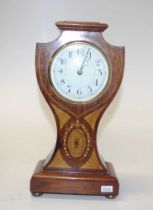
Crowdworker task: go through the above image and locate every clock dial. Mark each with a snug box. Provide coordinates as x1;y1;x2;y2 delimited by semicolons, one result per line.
49;42;109;102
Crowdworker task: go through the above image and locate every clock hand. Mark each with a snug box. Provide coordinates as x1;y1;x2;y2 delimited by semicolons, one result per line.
77;48;91;75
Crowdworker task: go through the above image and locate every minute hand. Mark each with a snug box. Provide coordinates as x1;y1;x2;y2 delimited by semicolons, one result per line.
77;49;91;75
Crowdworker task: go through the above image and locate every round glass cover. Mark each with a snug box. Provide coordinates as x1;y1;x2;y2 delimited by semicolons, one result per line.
49;42;109;102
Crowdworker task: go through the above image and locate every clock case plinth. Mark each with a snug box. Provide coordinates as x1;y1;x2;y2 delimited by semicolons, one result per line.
30;21;124;198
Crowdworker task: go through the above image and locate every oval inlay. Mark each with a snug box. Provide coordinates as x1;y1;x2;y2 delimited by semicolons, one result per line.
68;129;86;158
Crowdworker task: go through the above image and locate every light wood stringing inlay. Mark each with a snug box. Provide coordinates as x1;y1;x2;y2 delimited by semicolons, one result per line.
81;149;103;169
52;104;71;129
84;106;105;129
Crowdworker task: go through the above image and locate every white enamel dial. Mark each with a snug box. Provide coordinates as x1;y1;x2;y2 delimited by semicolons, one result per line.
50;42;109;102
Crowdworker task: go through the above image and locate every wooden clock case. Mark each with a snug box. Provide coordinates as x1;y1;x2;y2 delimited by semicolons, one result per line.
30;21;125;198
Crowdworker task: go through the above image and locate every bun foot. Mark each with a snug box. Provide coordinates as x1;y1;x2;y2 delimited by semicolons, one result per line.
31;192;43;197
106;195;116;199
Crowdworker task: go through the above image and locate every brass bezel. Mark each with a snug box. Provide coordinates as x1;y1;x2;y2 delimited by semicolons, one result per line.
48;41;111;104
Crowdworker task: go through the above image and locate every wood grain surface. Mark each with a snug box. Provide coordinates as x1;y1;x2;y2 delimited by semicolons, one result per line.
30;21;125;197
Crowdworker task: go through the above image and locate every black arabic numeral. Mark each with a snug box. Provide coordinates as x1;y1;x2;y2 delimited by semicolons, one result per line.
96;79;98;86
60;79;65;84
89;51;91;59
69;51;72;58
95;59;100;66
58;68;63;73
77;48;85;56
98;69;102;76
67;85;71;93
77;89;82;95
60;58;66;64
88;86;92;93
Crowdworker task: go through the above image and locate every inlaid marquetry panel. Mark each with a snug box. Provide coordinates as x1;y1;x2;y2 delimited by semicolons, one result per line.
47;150;71;169
81;149;103;169
52;104;70;129
84;106;105;129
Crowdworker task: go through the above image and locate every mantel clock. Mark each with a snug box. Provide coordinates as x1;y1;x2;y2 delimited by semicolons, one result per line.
30;21;125;199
